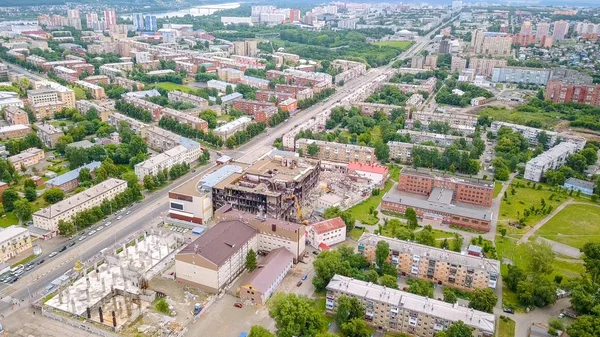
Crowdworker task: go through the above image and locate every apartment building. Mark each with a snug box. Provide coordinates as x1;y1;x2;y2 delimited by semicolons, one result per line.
326;275;495;337
36;123;64;148
144;127;202;163
217;68;244;83
0;124;31;141
408;110;477;131
240;76;270;89
354;103;398;116
108;112;150;138
122;95;163;121
386;77;437;95
468;58;507;77
167;90;209;109
207;80;236;93
332;59;367;85
451;56;467;72
31;101;67;120
232;40;258;57
272;52;300;66
0;92;24;110
357;233;500;290
213;116;252;141
74;80;106;100
545;69;600;106
295;139;375;164
471;31;512;56
491;66;552;85
75;100;112;122
232;99;276;123
256;90;293;104
33;178;128;233
275;84;313;100
113;77;144;91
490;121;586;149
162;108;209;131
0;227;32;263
388;141;445;163
536;22;551;40
553;20;569;41
4;106;29;125
306;217;346;250
46;161;101;192
525;142;581;182
8;148;44;169
282;119;318;150
134;145;189;180
397;130;471;147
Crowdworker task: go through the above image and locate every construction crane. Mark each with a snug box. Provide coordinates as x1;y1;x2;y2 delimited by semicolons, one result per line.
284;195;303;221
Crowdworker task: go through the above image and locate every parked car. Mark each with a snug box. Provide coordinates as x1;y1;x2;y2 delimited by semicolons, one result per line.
59;246;67;252
69;241;77;247
79;235;86;241
302;274;308;280
37;259;45;265
503;307;514;314
48;251;58;258
234;303;243;308
117;216;123;220
105;221;112;226
296;281;303;287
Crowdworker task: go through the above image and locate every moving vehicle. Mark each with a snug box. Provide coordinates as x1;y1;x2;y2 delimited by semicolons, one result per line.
234;303;243;308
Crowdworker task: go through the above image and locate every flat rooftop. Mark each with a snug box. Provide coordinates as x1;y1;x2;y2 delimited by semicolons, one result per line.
170;163;248;197
401;168;494;189
383;184;493;221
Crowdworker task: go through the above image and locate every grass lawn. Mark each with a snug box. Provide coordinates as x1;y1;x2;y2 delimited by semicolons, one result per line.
350;228;365;240
11;253;37;268
498;317;516;337
478;106;561;129
0;212;18;228
50;120;74;128
347;180;393;225
373;41;413;50
498;180;567;235
151;82;196;93
388;164;401;181
494;181;503;198
536;203;600;249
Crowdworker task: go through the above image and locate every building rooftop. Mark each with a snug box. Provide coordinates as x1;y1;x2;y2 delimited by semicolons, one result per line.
67;140;95;149
36;123;63;134
401;168;494;189
135;146;187;170
213;116;252;133
34;178;127;219
296;139;375;153
46;161;101;187
564;177;595;190
241;247;294;294
0;226;29;244
348;162;388;175
178;220;257;267
383;185;494;222
8;147;43;162
123;89;161;99
309;217;345;235
358;232;500;274
0;124;30;133
527;142;579;167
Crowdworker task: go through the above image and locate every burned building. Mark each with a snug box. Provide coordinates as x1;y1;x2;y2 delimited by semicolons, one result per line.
211;153;320;221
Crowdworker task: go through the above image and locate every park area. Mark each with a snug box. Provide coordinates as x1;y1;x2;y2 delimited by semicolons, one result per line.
535;203;600;249
373;41;413;50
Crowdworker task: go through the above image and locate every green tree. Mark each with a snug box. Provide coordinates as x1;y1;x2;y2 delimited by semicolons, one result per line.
567;315;600;337
268;293;325;337
443;288;457;303
143;175;156;191
23;178;36;189
335;296;365;326
246;249;257;271
78;167;92;184
523;241;555;276
24;187;37;202
248;325;275;337
13;199;32;223
581;242;600;283
364;269;379;283
375;240;390;270
57;219;74;236
307;142;320;156
468;288;497;313
378;274;399;289
405;207;419;228
505;265;524;291
340;318;371;337
416;225;436;247
43;188;65;204
444;320;473;337
1;189;19;212
406;279;434;297
374;141;389;163
154;298;170;315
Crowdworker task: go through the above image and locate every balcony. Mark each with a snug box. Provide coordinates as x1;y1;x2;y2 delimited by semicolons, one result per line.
365;311;374;321
408;317;418;327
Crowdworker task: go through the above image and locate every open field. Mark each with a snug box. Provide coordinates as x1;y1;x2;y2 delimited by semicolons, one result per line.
151;82;196;93
373;41;413;50
347;180;393;225
536;203;600;249
478;106;561;129
498;180;567;235
493;181;503;198
498;317;516;337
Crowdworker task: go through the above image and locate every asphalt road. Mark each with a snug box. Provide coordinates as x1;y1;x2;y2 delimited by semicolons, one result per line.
0;16;454;316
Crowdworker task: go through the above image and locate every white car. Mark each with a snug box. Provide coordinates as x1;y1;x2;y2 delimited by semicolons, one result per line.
126;211;131;215
79;236;86;241
48;252;58;258
89;230;97;235
105;221;112;226
97;225;104;230
117;216;123;220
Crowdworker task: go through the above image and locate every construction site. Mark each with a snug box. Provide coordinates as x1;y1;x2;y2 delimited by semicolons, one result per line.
41;230;186;335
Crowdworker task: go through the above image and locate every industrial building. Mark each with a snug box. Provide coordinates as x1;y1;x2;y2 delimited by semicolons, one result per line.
326;275;495;337
357;233;500;290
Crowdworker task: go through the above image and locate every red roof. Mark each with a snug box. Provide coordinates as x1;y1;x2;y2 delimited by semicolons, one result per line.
348;162;388;175
318;242;331;251
310;217;346;234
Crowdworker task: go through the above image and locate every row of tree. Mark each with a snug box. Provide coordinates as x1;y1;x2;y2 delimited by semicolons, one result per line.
114;99;153;123
225;122;267;149
142;162;191;191
159;117;224;148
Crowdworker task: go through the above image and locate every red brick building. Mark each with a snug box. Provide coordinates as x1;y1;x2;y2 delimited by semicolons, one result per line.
545;69;600;106
232;99;276;120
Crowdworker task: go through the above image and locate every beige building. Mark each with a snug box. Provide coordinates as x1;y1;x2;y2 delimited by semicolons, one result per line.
295;139;375;164
32;101;67;120
239;247;294;304
326;275;495;337
232;40;258;57
33;178;127;234
0;124;31;141
4;106;29;125
388;141;445;163
167;90;209;109
0;227;32;263
212;116;252;141
468;58;508;77
357;233;500;291
36;123;64;148
8;147;44;169
108;112;150;138
451;56;467;72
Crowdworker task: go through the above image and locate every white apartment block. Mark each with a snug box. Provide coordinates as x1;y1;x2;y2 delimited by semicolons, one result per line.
408;110;477;129
0;226;32;263
167;90;209;108
388;141;445;163
490;121;586;149
33;178;128;233
295;139;374;164
524;142;580;182
397;130;471;147
326;275;495;337
213;116;252;141
108;112;150;138
207;80;236;93
134;145;189;180
306;217;346;249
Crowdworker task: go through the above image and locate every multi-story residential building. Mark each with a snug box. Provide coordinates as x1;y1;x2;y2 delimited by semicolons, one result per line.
167;90;209;109
213;116;252;141
75;100;112;122
108;112;150;138
74;80;106;100
326;275;495;337
397;130;471;147
388;141;445;163
232;99;276;123
0;124;31;141
36;123;64;148
8;148;44;169
451;56;467;72
217;68;245;82
357;233;500;290
4;106;29;126
295;139;375;164
33;178;127;234
0;227;32;263
354;103;398;116
489;121;585;149
471;30;512;56
144;127;202;163
408;110;477;131
468;58;507;77
0;92;24;110
536;22;551;40
104;9;117;29
525;142;581;182
331;59;367;85
282;119;318;150
46;161;101;192
386;77;437;95
122;95;163;121
306;217;346;250
162;108;209;131
27;89;59;106
134;145;190;180
272;52;300;66
491;66;552;85
545;69;600;106
232;40;258;57
113;77;144;91
207;80;236;93
552;20;569;41
240;76;270;89
275;84;313;100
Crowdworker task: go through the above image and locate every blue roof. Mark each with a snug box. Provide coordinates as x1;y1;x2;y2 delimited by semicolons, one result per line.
46;161;101;186
221;92;243;103
198;165;243;191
